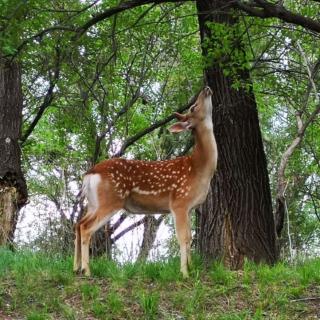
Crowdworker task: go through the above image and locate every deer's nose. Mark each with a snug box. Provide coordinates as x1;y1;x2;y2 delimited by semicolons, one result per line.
203;86;212;96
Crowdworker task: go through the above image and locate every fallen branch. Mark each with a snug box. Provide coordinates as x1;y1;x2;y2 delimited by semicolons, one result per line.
291;297;320;302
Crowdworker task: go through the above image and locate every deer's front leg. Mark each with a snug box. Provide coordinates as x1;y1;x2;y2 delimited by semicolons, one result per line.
172;207;191;278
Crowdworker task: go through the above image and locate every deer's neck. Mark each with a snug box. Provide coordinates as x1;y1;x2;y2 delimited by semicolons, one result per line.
191;119;217;177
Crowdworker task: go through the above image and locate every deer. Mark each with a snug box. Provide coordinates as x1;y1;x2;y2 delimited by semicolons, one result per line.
74;86;218;278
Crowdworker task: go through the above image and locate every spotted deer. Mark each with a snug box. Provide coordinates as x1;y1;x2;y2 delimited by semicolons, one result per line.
74;86;218;278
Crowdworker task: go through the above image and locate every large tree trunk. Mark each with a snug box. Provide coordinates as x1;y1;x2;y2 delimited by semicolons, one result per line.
195;0;277;268
0;58;28;246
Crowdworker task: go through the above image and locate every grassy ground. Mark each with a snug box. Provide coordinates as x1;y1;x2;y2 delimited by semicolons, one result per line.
0;249;319;320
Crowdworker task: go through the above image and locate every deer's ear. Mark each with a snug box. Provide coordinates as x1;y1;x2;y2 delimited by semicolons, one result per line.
174;112;188;121
168;121;189;133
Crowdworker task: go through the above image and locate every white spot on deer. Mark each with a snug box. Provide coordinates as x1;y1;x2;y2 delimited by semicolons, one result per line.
132;187;152;195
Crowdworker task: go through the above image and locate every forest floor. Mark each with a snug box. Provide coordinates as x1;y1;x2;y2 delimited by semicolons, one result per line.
0;249;319;320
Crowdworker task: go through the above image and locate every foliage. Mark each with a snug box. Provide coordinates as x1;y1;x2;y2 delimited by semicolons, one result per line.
0;249;319;319
245;15;320;257
0;0;319;260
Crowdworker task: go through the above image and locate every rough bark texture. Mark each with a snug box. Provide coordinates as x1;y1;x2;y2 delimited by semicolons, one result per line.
0;59;28;245
195;0;277;268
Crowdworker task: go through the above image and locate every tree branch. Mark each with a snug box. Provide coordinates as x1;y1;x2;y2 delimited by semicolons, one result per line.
92;88;141;164
112;216;148;243
114;94;197;157
11;26;76;60
275;55;320;236
110;212;127;233
10;0;320;60
75;0;188;38
234;0;320;34
20;47;61;145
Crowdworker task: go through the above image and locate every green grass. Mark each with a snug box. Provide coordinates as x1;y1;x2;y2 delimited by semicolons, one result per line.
0;248;319;319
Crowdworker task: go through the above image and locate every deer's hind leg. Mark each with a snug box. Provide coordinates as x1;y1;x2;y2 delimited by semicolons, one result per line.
75;174;124;276
80;190;123;276
79;205;120;276
73;219;83;273
73;207;96;273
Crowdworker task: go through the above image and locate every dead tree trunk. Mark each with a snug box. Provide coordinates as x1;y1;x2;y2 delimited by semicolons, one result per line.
0;58;28;246
195;0;277;268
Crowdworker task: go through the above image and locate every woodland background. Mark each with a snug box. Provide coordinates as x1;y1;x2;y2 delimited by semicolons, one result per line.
1;0;320;266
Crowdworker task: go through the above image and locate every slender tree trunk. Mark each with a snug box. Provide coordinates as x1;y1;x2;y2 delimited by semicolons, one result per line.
195;0;277;268
0;58;28;246
91;227;112;257
137;215;164;262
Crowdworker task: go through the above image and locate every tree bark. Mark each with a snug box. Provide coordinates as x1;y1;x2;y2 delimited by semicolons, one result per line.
195;0;277;268
91;225;112;258
0;58;28;246
137;215;164;262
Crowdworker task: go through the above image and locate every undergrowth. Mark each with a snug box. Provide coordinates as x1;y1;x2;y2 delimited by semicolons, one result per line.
0;249;319;319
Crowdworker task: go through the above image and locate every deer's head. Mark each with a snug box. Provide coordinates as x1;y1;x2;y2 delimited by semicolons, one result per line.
169;86;213;133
